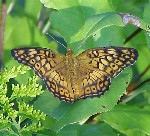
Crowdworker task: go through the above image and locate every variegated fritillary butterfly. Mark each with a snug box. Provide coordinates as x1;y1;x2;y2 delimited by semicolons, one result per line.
11;46;138;102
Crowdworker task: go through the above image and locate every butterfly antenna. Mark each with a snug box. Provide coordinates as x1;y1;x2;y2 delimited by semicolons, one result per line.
45;32;67;49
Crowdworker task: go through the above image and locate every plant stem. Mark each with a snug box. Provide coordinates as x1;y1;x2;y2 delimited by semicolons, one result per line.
12;117;23;136
0;0;7;70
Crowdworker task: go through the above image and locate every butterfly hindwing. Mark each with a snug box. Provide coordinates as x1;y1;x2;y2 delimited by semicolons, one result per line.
78;68;111;99
44;66;75;102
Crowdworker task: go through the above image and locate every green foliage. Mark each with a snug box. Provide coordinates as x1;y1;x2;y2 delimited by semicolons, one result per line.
100;105;150;135
58;123;117;136
0;66;46;135
1;0;150;136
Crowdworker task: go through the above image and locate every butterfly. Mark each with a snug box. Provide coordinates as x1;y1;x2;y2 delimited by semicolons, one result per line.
11;46;138;102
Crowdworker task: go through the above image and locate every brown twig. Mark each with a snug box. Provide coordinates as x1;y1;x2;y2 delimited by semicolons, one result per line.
0;0;7;70
37;6;46;30
124;28;142;44
85;113;100;124
126;64;150;94
133;78;150;90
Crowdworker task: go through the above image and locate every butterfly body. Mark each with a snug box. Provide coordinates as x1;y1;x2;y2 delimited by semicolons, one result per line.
11;46;138;102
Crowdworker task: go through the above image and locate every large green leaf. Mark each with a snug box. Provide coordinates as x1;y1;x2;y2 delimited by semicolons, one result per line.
41;0;124;47
100;104;150;136
40;0;118;13
50;11;126;47
58;123;118;136
41;0;150;47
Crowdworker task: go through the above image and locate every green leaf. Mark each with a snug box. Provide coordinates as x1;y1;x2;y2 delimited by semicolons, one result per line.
44;0;149;50
50;11;125;46
143;0;150;24
58;123;118;136
41;0;116;13
0;131;17;136
100;104;150;136
34;68;132;131
143;0;150;50
45;0;123;47
0;120;11;130
0;66;30;83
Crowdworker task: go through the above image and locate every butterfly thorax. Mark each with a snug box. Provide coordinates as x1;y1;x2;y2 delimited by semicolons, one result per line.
65;49;81;99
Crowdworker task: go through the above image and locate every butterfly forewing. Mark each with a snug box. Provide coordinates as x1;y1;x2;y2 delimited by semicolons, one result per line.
77;46;138;78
